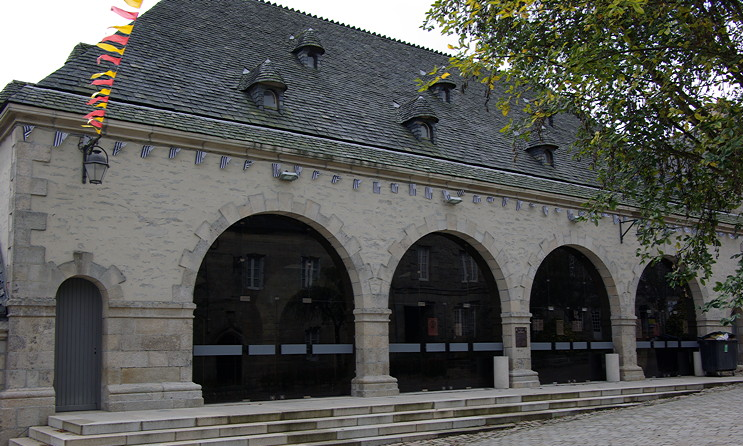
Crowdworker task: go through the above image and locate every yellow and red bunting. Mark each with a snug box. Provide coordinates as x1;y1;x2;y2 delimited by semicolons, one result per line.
82;1;144;134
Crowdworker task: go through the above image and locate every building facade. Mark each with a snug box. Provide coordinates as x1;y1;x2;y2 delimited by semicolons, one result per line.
0;0;739;442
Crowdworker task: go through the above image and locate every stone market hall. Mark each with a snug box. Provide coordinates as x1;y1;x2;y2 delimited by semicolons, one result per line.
0;0;740;443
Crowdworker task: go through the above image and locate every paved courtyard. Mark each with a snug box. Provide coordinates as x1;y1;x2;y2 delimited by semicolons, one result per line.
389;383;743;446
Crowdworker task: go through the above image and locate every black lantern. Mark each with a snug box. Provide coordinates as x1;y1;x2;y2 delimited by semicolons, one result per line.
79;136;109;184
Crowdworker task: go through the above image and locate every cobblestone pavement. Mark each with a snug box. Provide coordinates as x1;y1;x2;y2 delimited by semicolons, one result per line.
389;384;743;446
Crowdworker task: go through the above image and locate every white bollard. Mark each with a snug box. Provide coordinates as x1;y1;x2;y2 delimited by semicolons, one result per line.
494;356;510;389
693;351;705;376
605;353;620;382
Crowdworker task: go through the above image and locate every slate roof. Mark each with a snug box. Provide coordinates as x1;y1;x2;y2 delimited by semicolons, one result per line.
1;0;596;191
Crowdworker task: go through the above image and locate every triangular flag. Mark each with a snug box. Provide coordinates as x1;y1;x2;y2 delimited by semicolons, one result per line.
96;42;125;55
111;6;139;20
123;0;144;8
110;24;134;35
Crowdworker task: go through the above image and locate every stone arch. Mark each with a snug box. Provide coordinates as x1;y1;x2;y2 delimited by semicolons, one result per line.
176;193;366;308
381;212;515;311
629;256;709;322
522;235;622;319
49;251;126;311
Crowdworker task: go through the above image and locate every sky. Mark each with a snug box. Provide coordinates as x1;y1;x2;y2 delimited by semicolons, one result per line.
0;0;456;89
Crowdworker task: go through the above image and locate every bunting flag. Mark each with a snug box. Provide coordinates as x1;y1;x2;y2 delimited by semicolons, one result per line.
473;195;482;203
612;215;620;224
543;206;549;216
516;200;523;210
425;186;433;199
353;179;361;190
457;190;465;197
22;125;35;141
331;175;341;184
195;150;206;165
487;196;495;203
529;202;536;208
112;141;126;156
373;181;381;194
243;160;254;170
272;163;281;177
555;207;562;213
502;197;509;207
442;190;452;200
111;5;140;20
390;183;399;194
82;0;144;135
53;131;69;147
168;147;181;159
140;145;154;158
294;165;302;177
409;183;416;196
220;156;231;169
567;209;576;221
311;170;320;180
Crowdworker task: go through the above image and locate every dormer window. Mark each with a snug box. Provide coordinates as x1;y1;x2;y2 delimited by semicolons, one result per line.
238;59;288;112
263;90;278;110
398;96;439;143
430;79;456;103
526;144;558;167
292;28;325;69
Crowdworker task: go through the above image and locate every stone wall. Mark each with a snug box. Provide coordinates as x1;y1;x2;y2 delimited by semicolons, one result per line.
0;117;736;443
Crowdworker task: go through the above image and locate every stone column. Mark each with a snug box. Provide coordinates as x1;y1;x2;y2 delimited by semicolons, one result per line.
351;307;399;397
611;316;645;381
0;300;56;446
502;312;539;388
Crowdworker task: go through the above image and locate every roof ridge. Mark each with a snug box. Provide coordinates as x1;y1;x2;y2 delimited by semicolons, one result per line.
260;0;451;55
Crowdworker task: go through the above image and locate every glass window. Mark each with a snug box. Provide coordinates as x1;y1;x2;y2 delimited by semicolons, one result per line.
419;122;432;141
301;256;320;288
461;252;478;283
417;247;430;281
242;255;264;290
263;90;278;110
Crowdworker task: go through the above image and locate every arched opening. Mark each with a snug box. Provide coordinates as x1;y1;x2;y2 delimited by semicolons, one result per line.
635;259;698;377
530;246;612;384
389;233;502;392
263;90;278;110
55;278;102;411
193;214;355;403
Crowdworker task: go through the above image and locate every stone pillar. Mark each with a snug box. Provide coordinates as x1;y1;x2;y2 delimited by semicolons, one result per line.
351;307;399;397
611;316;645;381
501;312;539;388
0;301;56;446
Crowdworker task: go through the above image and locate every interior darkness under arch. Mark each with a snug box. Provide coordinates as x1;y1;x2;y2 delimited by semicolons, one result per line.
389;232;503;392
193;215;355;403
530;246;612;384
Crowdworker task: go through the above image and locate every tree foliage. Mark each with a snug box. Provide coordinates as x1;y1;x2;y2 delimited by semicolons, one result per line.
425;0;743;318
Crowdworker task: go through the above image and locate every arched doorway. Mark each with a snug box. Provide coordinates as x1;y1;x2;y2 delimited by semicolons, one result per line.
54;278;102;411
635;259;697;377
193;214;355;403
530;247;612;384
389;233;502;392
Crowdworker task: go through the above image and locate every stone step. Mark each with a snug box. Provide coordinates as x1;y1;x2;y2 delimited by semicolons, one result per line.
45;383;702;437
25;398;645;446
26;388;697;446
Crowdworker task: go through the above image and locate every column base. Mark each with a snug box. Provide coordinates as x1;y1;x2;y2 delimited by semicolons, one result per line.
509;369;540;388
620;365;646;381
351;375;399;397
104;382;203;411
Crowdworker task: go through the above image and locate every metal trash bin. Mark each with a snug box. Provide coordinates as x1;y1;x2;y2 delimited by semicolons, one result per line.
698;332;737;374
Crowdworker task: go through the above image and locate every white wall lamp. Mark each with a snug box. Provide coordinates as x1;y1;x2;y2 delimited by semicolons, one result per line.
78;135;109;184
278;171;299;181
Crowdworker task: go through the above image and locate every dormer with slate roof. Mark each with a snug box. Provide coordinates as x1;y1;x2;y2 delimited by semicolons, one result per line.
239;59;288;112
430;78;456;103
292;28;325;69
526;143;558;167
398;95;439;143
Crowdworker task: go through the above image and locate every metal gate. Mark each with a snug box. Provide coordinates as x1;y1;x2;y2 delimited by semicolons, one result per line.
54;278;102;411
